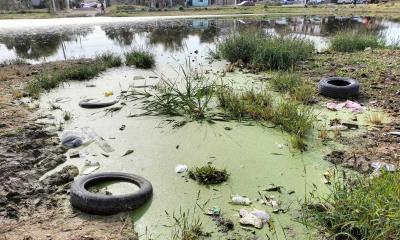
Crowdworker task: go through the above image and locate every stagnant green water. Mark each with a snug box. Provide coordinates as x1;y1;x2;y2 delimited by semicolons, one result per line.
34;50;377;238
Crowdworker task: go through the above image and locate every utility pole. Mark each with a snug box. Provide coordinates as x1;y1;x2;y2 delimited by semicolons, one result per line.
65;0;70;9
51;0;57;13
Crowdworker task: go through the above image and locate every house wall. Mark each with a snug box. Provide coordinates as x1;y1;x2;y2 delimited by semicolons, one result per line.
192;0;208;7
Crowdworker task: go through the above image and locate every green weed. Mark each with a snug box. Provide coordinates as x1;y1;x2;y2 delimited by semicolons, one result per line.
217;34;314;70
188;165;229;184
125;49;155;69
330;31;382;52
304;171;400;240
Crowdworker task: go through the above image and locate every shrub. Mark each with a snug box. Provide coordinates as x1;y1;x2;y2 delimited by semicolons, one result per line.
304;171;400;240
330;31;382;52
125;49;155;69
218;34;259;63
251;37;314;70
217;34;314;70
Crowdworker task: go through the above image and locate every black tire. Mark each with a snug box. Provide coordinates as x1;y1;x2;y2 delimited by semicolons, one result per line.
79;98;118;109
318;77;359;99
70;172;153;215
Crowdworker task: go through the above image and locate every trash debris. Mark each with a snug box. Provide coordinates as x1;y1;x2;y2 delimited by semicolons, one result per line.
81;160;100;175
342;122;359;129
329;125;348;131
95;137;115;153
133;76;145;80
175;164;188;173
205;206;221;216
224;127;232;131
238;209;268;229
231;195;251;206
61;127;96;148
54;97;72;103
327;100;363;113
85;84;96;87
122;149;134;157
322;170;333;184
104;91;113;97
101;153;109;158
371;161;396;176
119;125;126;131
69;150;80;158
264;184;283;193
389;131;400;136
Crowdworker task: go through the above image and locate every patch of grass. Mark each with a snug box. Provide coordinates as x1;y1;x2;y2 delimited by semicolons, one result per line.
273;101;315;137
270;72;300;92
97;52;123;68
270;72;315;104
167;208;209;240
218;34;259;63
0;71;8;81
290;134;307;152
304;171;400;240
143;67;215;119
25;54;121;98
188;165;229;184
367;112;385;125
217;34;314;70
125;49;155;69
330;31;382;52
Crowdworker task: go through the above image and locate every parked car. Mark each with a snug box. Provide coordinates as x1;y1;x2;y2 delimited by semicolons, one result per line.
238;1;255;6
309;0;325;4
80;2;99;8
337;0;353;4
281;0;295;4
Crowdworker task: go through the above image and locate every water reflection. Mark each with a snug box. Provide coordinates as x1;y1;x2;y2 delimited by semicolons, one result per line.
0;16;396;63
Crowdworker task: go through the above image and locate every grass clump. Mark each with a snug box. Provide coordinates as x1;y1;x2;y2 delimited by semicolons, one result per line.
125;49;155;69
304;171;400;240
25;54;121;98
367;112;385;125
330;31;382;52
167;208;209;240
188;165;229;184
270;72;315;104
218;34;314;70
143;67;215;120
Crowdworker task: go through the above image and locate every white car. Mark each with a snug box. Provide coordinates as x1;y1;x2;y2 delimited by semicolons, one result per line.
337;0;353;4
309;0;325;4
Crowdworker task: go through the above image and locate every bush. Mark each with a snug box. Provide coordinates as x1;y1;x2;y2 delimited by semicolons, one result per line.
218;34;314;70
251;37;314;70
125;49;155;69
304;171;400;240
330;31;382;52
218;34;259;63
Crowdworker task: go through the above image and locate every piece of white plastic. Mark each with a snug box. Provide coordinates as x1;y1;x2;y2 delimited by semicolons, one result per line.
175;164;188;173
231;195;251;206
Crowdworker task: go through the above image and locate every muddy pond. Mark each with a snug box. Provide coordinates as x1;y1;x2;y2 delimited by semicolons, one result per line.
0;15;394;239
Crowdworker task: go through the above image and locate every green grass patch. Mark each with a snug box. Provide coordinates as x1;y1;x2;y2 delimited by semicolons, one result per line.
304;171;400;240
218;34;314;70
125;49;155;69
25;53;122;98
270;72;315;104
188;165;229;184
330;31;382;52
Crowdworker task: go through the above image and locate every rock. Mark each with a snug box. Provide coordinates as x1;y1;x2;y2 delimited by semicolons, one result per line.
42;165;79;187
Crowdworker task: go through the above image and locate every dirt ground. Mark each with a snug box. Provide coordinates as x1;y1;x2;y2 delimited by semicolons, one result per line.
303;49;400;173
0;62;138;240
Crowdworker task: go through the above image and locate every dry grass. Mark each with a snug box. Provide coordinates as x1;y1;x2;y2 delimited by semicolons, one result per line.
367;112;385;125
318;129;329;141
0;71;8;81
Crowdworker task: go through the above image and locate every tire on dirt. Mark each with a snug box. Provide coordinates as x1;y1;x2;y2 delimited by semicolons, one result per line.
70;172;153;215
79;98;118;109
318;77;360;99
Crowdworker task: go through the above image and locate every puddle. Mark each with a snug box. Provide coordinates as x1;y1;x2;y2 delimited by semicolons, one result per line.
34;50;378;238
0;16;399;63
88;180;140;196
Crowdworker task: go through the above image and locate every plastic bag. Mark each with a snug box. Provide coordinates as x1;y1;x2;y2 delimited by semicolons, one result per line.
231;195;251;206
61;127;97;148
175;164;188;173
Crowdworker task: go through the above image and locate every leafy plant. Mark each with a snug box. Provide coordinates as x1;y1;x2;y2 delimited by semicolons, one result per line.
188;165;229;184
